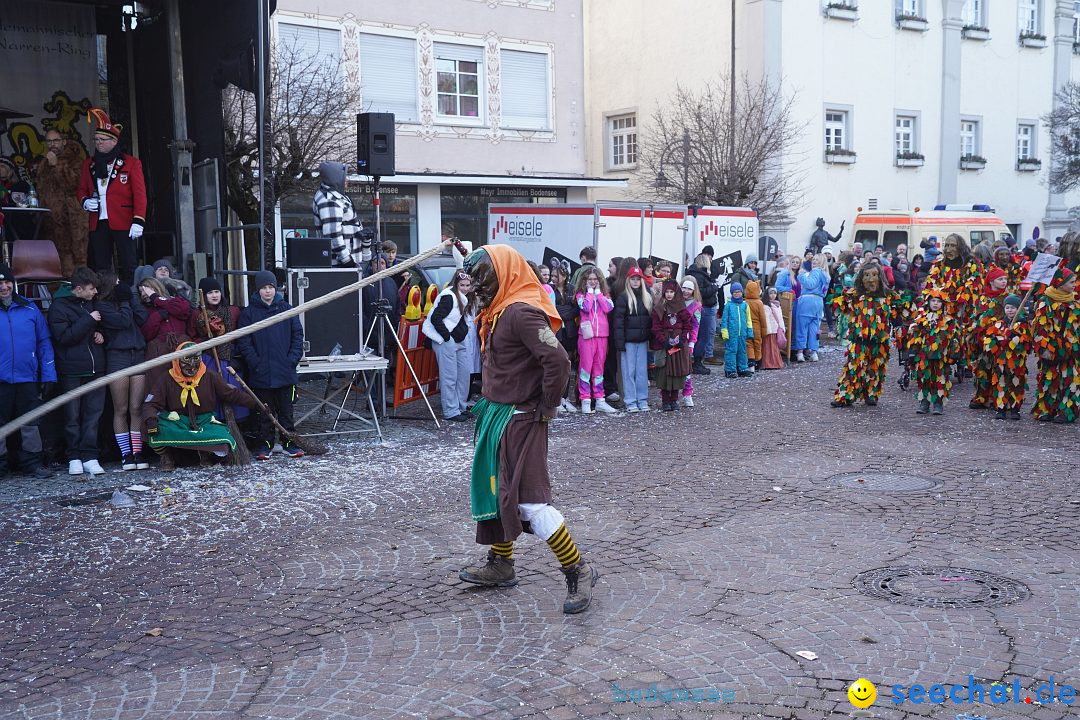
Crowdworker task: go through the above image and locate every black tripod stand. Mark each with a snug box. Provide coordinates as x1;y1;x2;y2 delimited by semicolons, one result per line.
362;296;440;427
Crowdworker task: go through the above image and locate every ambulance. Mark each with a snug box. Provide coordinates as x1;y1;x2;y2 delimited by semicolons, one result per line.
850;204;1013;255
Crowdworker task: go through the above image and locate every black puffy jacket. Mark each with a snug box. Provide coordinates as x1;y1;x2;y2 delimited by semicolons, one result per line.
612;286;652;351
236;293;304;388
685;265;719;308
47;287;105;376
553;286;578;354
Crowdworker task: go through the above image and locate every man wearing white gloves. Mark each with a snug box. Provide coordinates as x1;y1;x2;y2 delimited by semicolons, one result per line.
76;108;147;283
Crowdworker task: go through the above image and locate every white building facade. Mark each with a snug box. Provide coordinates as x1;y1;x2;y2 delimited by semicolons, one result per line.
585;0;1080;252
273;0;621;254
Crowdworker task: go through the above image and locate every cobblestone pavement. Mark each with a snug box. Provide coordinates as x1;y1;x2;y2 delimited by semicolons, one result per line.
2;343;1079;720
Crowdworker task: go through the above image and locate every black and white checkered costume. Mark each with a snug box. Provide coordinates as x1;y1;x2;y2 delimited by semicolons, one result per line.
312;184;371;267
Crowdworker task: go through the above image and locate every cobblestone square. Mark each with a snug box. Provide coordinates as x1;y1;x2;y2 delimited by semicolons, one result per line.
2;347;1078;719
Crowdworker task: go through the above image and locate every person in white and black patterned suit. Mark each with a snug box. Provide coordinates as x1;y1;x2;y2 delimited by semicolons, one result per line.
312;161;371;269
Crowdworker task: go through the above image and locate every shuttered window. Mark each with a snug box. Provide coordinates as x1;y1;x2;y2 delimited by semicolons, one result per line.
277;23;341;70
499;49;550;130
359;33;418;122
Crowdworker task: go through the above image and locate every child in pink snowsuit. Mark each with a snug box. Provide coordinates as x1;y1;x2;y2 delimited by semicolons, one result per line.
574;266;614;413
681;277;702;407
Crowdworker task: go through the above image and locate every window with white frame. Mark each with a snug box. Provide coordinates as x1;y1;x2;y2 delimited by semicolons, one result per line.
1073;1;1080;42
1018;0;1041;34
896;0;922;18
960;119;980;158
1017;123;1036;159
277;23;341;70
608;114;637;169
962;0;985;27
435;43;483;120
895;114;917;155
359;34;418;123
825;110;848;152
500;49;550;130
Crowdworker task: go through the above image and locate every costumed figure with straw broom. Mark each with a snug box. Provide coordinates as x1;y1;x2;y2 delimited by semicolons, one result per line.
190;278;250;464
1031;267;1080;423
142;342;258;470
457;245;599;614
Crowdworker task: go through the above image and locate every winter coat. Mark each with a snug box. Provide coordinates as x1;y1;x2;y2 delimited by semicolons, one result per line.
720;298;753;341
0;294;56;384
612;286;652;350
765;302;785;335
553;286;578;353
576;290;613;339
424;287;469;344
47;285;104;376
139;294;192;343
744;282;768;340
650;304;693;350
99;293;148;353
685;265;719;308
362;277;401;341
236;293;305;388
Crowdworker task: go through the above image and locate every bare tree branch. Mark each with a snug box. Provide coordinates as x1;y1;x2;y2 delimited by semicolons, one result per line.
222;39;359;268
1044;82;1080;196
630;74;807;225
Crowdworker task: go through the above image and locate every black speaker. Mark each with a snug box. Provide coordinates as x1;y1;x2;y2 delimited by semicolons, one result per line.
357;112;395;177
289;270;363;358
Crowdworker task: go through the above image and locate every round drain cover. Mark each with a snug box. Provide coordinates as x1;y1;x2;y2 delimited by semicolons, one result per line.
853;566;1029;609
828;472;942;493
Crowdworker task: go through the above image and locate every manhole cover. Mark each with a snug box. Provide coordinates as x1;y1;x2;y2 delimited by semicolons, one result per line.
828;472;942;493
853;566;1029;608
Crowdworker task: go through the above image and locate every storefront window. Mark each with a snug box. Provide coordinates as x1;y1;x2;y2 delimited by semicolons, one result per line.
441;185;566;248
279;184;418;259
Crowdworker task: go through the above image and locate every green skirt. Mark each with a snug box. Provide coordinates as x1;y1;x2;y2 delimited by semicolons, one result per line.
148;411;237;451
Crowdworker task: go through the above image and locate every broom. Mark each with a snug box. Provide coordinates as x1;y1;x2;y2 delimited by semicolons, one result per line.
199;291;251;465
226;366;329;456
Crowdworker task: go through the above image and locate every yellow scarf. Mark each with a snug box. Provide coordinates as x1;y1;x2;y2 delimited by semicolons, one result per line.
1044;285;1076;304
168;362;206;407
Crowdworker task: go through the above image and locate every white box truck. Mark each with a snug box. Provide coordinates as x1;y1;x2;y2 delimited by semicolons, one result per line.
486;202;761;281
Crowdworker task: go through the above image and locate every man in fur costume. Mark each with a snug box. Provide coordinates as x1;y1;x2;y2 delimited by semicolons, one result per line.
143;342;257;469
35;130;87;276
458;245;598;614
831;264;894;407
984;294;1031;420
907;287;960;415
1031;267;1080;423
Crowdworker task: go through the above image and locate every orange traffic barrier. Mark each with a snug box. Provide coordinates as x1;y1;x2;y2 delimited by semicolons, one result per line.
393;285;440;407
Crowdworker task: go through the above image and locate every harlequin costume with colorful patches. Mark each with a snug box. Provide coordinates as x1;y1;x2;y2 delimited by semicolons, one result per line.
907;287;960;414
831;265;894;407
456;244;598;614
1031;267;1080;423
890;286;915;369
982;294;1031;419
968;265;1010;409
925;234;981;371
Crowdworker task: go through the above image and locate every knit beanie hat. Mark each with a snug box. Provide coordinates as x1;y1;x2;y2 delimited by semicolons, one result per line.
0;263;11;282
1051;266;1075;288
1005;235;1018;249
731;282;744;294
681;278;695;291
253;270;277;290
198;276;222;295
984;266;1007;286
1004;294;1022;307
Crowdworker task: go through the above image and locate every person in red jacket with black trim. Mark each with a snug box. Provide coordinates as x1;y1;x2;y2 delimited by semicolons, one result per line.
76;108;146;283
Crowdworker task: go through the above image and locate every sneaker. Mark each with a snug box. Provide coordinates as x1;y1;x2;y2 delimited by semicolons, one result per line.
28;467;53;479
994;410;1006;420
626;405;640;413
134;453;150;470
255;444;272;461
662;402;675;412
283;442;305;458
737;371;753;377
594;398;617;414
795;351;806;363
580;399;593;414
809;351;820;362
931;402;943;415
559;398;577;413
68;459;83;476
605;392;620;403
724;372;738;379
691;361;711;375
682;396;694;408
271;442;284;455
704;357;723;366
121;454;137;471
916;399;930;414
638;402;650;412
82;459;105;476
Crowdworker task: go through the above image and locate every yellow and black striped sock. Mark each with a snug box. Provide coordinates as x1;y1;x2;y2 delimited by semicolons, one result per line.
545;524;581;568
490;541;514;559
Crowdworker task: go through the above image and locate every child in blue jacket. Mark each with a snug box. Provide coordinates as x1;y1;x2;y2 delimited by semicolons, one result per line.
720;282;754;378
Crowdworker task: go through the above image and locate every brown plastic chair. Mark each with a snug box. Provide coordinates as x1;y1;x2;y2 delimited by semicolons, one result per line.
12;240;64;304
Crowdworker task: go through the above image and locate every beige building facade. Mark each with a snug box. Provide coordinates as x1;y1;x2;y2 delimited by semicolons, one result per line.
586;0;1080;254
273;0;621;253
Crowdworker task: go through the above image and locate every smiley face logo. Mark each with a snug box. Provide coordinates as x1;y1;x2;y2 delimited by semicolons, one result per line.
848;678;877;708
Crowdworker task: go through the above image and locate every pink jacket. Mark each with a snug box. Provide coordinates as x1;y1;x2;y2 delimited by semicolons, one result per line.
575;290;613;338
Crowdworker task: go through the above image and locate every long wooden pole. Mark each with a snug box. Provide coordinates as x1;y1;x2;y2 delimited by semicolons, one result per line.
0;241;453;441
